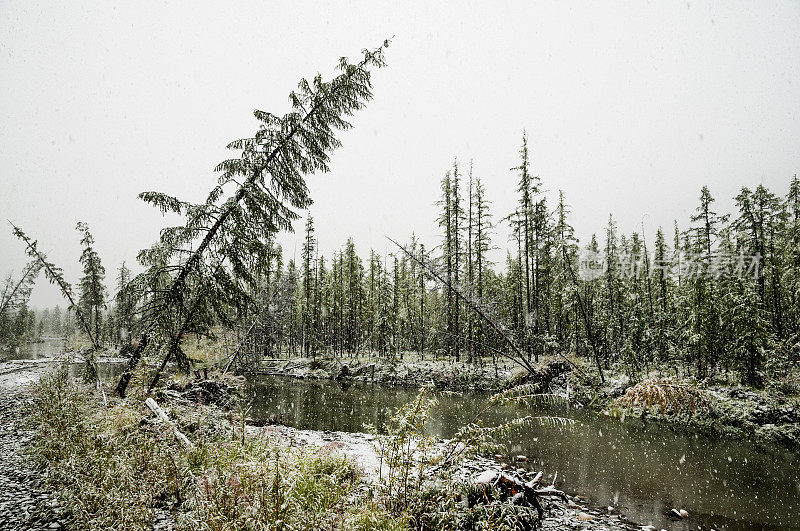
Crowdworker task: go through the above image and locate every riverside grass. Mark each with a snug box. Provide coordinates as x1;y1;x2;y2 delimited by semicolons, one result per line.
26;367;405;530
26;367;545;530
27;368;185;529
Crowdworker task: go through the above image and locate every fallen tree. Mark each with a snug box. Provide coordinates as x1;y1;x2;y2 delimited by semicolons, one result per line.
388;236;590;382
11;224;98;350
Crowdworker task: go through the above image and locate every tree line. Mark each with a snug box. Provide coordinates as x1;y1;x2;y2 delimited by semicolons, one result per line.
235;134;799;387
1;221;134;351
5;43;797;391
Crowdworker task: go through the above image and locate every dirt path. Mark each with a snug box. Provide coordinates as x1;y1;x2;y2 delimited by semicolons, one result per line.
0;360;63;530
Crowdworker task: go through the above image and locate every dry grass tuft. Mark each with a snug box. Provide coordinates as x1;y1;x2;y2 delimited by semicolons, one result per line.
617;378;710;417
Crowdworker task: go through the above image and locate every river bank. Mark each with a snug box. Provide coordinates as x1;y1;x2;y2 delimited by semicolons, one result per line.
0;354;640;530
244;353;800;450
5;339;799;529
568;366;800;450
0;359;66;529
240;424;638;530
246;354;518;390
243;370;800;530
160;373;642;529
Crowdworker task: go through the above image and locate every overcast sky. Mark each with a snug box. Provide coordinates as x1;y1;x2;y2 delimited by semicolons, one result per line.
2;1;799;308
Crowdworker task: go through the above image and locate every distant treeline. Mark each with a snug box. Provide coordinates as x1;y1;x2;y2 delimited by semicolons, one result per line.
1;221;130;349
0;305;76;345
3;43;796;390
4;138;798;389
235;135;799;386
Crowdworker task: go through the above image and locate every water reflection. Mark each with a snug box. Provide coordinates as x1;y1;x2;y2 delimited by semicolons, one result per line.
246;376;800;531
7;338;127;380
4;338;65;360
67;360;127;380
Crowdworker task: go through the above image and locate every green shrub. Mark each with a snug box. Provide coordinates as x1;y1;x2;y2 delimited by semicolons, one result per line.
184;435;361;530
28;367;187;530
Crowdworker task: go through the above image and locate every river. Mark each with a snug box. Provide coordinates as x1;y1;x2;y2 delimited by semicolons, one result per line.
9;340;800;530
245;375;800;530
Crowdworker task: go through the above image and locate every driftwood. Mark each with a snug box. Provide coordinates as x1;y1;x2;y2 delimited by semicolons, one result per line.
145;397;195;450
473;468;567;519
528;470;543;486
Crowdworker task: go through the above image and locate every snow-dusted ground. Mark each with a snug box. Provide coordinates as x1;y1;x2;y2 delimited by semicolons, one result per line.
0;352;637;530
242;423;638;530
0;359;64;530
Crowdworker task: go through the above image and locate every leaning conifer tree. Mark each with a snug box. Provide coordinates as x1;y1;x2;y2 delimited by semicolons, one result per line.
10;224;98;350
117;41;389;396
0;260;40;323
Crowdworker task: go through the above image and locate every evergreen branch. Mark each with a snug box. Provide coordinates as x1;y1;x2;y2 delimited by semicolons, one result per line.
167;41;389;305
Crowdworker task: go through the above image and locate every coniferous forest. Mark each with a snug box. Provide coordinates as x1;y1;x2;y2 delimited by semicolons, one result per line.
214;152;800;389
2;7;800;531
8;144;797;390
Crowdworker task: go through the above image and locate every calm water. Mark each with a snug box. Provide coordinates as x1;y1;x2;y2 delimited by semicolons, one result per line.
5;338;65;360
8;338;127;380
245;375;800;530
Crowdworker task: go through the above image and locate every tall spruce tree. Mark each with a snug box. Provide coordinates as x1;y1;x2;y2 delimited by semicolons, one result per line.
76;222;106;344
451;159;464;361
302;214;316;357
438;170;454;360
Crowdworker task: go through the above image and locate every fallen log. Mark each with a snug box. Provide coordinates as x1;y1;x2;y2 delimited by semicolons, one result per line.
533;484;568;500
145;397;195;450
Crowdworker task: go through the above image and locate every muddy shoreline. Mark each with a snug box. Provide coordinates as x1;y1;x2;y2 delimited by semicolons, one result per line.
243;355;517;391
241;424;640;530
